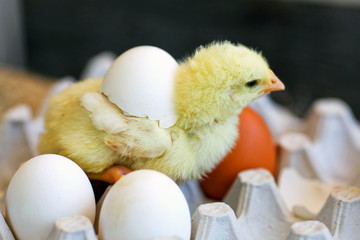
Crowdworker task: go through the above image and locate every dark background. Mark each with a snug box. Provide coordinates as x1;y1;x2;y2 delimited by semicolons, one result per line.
21;0;360;117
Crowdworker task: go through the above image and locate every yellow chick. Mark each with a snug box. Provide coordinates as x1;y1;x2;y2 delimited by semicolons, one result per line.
38;41;284;183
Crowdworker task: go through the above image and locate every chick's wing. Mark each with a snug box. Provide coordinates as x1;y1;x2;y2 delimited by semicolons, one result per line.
81;92;172;159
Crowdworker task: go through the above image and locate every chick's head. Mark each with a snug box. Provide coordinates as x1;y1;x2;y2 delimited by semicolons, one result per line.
174;41;284;129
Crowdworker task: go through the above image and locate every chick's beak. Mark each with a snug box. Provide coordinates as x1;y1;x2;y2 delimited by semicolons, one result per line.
262;69;285;94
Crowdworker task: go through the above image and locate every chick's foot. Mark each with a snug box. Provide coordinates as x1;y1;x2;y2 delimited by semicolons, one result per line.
87;165;132;184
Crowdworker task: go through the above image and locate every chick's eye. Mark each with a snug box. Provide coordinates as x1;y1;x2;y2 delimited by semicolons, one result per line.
245;80;259;88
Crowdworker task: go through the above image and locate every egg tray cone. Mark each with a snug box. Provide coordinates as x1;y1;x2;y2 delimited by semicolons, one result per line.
2;80;360;239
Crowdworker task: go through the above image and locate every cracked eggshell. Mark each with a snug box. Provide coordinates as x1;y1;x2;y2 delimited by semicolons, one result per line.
99;170;191;240
5;154;96;240
101;46;178;128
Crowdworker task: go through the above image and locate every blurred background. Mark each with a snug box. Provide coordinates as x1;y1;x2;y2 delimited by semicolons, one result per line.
1;0;360;117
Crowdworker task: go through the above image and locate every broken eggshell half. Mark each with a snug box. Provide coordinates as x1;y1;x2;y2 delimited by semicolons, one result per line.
101;46;178;128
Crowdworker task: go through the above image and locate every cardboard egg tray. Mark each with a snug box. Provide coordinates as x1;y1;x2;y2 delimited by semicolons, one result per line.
1;169;359;240
1;88;360;239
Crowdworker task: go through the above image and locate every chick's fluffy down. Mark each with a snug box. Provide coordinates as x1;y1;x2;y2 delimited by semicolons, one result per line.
38;42;278;182
38;78;239;181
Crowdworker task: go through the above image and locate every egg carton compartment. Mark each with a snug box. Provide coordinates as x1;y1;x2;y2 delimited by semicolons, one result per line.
251;96;360;187
277;99;360;186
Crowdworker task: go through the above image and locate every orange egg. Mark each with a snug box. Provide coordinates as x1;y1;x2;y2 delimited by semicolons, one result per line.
200;107;276;200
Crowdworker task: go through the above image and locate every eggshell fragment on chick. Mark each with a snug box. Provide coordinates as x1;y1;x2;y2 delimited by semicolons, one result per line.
101;46;178;128
99;170;191;240
5;154;96;240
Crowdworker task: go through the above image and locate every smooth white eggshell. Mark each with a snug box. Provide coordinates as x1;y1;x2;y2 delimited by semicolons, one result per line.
99;170;191;240
101;46;178;128
5;154;96;240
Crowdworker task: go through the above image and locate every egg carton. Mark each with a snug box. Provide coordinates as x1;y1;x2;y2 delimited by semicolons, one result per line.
252;96;360;215
191;169;360;240
277;99;360;186
251;96;360;186
2;168;359;240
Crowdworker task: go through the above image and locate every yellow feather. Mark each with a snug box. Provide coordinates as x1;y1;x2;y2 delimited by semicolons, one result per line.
38;41;281;182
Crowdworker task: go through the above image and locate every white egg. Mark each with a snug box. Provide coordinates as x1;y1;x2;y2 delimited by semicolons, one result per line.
5;154;96;240
99;170;191;240
101;46;178;128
